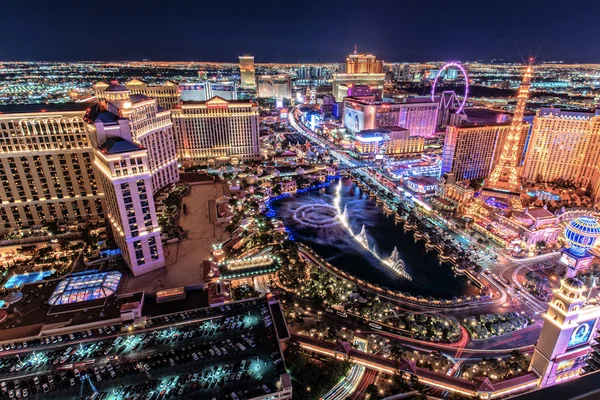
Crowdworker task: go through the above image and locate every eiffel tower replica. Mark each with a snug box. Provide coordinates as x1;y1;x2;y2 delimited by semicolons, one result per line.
467;59;533;216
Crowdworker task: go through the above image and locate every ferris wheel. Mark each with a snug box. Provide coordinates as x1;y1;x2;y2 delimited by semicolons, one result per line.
430;62;469;113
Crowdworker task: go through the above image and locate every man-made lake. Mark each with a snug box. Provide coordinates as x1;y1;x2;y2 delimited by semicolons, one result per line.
270;178;476;299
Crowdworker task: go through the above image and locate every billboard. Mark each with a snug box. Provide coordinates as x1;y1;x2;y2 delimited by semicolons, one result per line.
343;108;364;133
577;257;593;270
560;251;593;271
555;359;575;374
556;355;588;374
567;319;596;348
180;82;237;101
211;85;234;92
560;252;577;267
180;84;206;102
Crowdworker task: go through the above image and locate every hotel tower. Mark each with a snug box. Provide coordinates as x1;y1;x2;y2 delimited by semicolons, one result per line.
239;56;257;89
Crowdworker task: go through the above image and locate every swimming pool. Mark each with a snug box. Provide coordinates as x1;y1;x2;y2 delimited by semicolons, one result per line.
3;270;54;290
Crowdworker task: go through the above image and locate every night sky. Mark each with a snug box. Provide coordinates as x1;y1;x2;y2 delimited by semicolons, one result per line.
1;0;599;63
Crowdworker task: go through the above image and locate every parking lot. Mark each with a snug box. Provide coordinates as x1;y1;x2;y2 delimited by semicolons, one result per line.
0;299;286;400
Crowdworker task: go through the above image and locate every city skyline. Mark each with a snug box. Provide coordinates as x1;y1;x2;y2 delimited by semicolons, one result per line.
0;7;600;400
2;0;600;63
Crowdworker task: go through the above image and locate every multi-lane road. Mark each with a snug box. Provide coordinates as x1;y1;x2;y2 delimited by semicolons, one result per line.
286;106;549;356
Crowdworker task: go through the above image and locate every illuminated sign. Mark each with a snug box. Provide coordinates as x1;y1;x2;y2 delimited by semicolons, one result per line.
212;85;234;91
344;109;364;133
567;319;596;348
577;257;593;270
560;252;577;267
556;359;575;373
356;135;383;142
206;98;229;109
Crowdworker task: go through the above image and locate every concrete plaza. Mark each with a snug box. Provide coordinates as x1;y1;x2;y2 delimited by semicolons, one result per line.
125;182;229;294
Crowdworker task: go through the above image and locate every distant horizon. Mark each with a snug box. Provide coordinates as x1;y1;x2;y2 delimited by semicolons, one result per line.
1;58;598;65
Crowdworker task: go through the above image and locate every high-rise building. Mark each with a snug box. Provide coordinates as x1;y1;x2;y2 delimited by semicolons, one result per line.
124;79;180;109
92;129;165;276
179;82;238;102
90;83;179;195
332;74;386;101
239;56;256;89
332;47;386;101
346;46;383;74
86;83;177;275
295;65;331;81
392;64;412;81
529;276;600;387
256;75;292;99
488;62;533;190
442;123;530;182
95;80;180;110
0;105;104;233
521;107;600;201
0;89;173;276
343;96;439;137
353;127;424;158
171;96;260;166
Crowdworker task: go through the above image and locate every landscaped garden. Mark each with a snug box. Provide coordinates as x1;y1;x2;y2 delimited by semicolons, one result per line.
463;312;533;340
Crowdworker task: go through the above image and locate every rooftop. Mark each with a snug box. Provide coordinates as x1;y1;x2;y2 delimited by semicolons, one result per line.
379;125;410;132
525;207;556;220
408;176;439;185
99;137;144;155
344;95;437;106
130;93;152;104
0;101;95;115
180;96;254;106
86;103;120;124
48;271;122;306
463;107;511;124
540;106;600;118
0;273;143;342
105;83;129;93
125;78;147;86
356;129;385;139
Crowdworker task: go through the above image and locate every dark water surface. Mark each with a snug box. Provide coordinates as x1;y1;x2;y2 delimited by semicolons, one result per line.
270;178;476;299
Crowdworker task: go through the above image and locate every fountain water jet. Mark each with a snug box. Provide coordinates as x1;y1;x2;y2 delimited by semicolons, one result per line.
356;225;370;249
292;204;340;228
333;181;412;281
